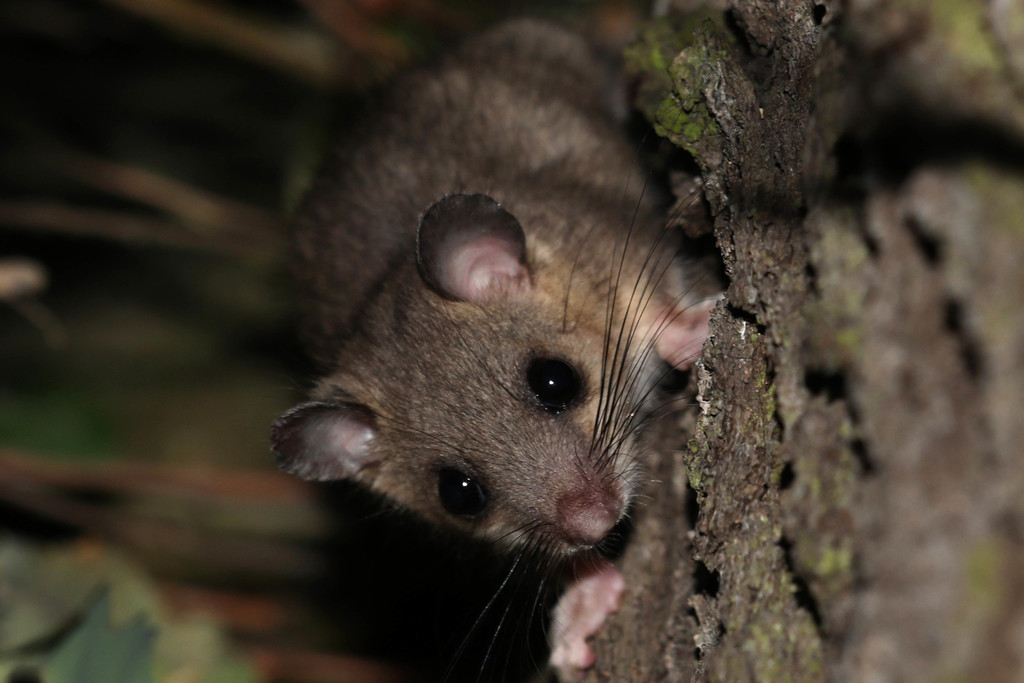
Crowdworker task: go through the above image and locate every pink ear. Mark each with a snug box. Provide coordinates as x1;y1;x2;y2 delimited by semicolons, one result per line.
653;297;717;370
417;193;530;302
271;401;377;481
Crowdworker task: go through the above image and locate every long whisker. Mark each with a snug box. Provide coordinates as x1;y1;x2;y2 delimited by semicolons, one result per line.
442;551;526;683
494;520;547;547
593;174;700;458
594;212;676;462
592;186;710;472
593;196;647;459
592;246;621;447
477;556;534;682
520;572;551;679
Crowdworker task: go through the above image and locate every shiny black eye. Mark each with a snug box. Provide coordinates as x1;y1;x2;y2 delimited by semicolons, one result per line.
527;358;580;413
438;468;488;516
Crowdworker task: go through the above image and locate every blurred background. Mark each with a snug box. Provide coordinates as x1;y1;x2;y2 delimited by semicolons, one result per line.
0;1;655;681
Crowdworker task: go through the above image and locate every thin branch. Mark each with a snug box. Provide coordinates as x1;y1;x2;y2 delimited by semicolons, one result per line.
0;257;47;299
156;579;294;634
54;150;285;246
296;0;410;72
0;476;323;581
0;449;311;504
245;646;423;683
96;0;349;88
0;200;282;260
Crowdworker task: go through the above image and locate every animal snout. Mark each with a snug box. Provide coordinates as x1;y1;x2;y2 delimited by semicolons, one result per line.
555;486;622;547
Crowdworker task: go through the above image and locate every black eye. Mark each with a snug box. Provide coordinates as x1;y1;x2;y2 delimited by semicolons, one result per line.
438;468;488;516
527;358;580;413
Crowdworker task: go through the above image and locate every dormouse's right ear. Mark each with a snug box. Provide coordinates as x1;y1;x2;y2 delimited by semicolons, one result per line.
416;193;531;302
270;401;377;481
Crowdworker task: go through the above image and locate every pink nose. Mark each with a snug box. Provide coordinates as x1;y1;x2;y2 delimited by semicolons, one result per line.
555;488;622;546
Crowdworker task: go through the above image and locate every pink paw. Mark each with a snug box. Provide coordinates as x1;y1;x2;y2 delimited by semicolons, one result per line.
549;561;625;682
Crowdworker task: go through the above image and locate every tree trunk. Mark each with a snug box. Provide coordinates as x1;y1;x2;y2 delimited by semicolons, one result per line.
591;0;1024;680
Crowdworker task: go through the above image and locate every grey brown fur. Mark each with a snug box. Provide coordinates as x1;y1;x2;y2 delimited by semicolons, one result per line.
274;20;708;567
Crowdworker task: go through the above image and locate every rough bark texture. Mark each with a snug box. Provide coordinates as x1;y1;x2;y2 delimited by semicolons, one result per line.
589;0;1024;680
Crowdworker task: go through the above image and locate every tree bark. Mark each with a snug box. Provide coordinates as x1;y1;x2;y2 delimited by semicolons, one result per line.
591;0;1024;680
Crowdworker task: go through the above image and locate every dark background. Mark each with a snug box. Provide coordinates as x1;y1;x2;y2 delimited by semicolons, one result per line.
0;1;655;681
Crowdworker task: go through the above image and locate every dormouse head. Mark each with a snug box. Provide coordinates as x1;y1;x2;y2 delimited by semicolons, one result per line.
272;193;711;560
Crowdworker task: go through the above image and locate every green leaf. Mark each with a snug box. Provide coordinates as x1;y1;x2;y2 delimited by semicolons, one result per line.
41;592;155;683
